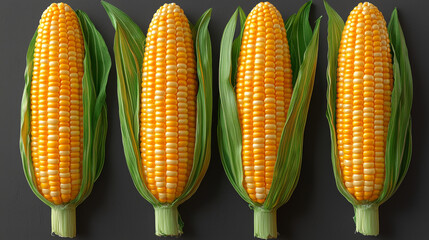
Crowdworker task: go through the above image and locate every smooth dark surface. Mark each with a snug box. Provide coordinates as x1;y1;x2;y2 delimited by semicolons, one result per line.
1;0;427;239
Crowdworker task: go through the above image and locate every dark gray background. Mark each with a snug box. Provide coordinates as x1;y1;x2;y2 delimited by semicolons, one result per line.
1;0;427;239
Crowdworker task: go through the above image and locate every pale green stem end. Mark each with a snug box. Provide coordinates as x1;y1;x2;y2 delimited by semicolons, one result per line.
51;205;76;238
154;205;182;237
354;204;379;236
254;207;277;239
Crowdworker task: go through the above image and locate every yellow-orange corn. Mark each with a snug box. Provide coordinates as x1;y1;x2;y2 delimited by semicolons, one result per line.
336;2;392;201
31;3;84;205
236;2;293;204
140;3;197;203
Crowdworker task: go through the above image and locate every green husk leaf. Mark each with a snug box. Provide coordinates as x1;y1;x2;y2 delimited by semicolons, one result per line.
219;1;320;212
324;0;358;206
174;8;212;206
284;13;296;33
286;1;313;84
20;9;111;237
377;8;413;205
101;0;158;206
218;8;252;204
231;7;246;87
103;1;212;236
264;7;321;210
74;10;111;205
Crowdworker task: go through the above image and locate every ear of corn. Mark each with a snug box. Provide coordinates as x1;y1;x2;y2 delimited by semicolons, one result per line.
20;3;111;238
237;2;294;205
218;2;320;239
140;3;198;204
325;1;412;236
102;1;212;236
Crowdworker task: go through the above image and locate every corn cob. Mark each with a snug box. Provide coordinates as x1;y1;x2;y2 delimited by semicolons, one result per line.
336;2;392;202
31;3;84;205
22;3;110;237
103;1;212;236
140;3;197;203
236;1;293;204
326;1;413;236
220;2;320;239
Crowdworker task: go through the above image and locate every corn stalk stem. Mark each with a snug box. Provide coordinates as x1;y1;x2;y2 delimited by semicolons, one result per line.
354;204;379;236
254;207;277;239
154;205;181;236
51;204;76;238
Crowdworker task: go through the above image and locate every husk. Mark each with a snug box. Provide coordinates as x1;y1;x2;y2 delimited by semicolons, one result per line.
218;2;321;238
325;1;413;235
102;1;212;236
20;9;111;237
